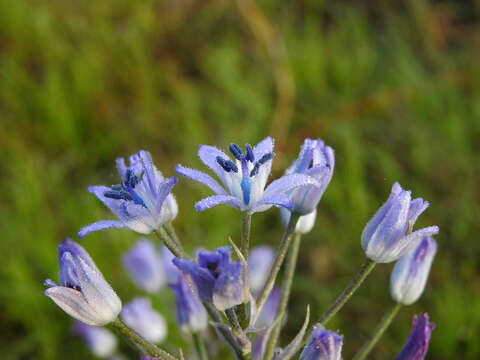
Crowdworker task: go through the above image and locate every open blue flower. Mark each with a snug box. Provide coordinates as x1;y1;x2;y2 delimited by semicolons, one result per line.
79;150;178;237
396;313;435;360
361;182;439;263
175;137;319;214
173;246;245;311
44;239;122;326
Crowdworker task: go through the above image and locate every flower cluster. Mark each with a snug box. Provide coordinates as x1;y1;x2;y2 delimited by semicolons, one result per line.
43;138;439;360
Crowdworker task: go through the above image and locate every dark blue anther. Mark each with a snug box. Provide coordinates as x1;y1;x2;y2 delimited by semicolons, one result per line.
250;163;260;177
104;190;133;201
216;156;232;172
308;159;314;169
125;169;133;184
258;152;274;165
111;184;123;191
229;143;243;160
225;160;238;173
245;144;255;162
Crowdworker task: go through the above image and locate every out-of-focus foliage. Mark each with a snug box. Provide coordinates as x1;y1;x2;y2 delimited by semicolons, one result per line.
0;0;479;359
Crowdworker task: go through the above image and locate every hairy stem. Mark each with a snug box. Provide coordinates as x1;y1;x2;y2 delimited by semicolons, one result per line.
254;213;300;322
153;228;185;258
164;222;184;253
240;212;252;262
264;232;302;360
353;302;402;360
192;332;208;360
112;318;178;360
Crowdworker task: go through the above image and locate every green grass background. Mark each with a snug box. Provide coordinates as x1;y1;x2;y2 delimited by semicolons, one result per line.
1;0;479;359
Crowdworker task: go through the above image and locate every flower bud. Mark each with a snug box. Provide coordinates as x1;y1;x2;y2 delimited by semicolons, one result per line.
121;297;167;344
73;321;117;358
44;239;122;326
396;313;435;360
361;182;439;263
123;238;166;293
300;324;343;360
249;246;274;295
390;236;438;305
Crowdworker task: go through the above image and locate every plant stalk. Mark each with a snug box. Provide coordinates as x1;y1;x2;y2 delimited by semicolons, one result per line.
192;332;208;360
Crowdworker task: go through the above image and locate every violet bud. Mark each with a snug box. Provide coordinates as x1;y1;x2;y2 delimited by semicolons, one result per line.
121;297;167;344
396;313;435;360
44;239;122;326
73;321;117;358
390;236;438;305
300;324;343;360
361;182;439;263
249;246;275;296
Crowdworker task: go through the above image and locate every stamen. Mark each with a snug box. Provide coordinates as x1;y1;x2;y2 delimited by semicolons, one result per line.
215;156;232;172
229;143;243;160
250;163;260;177
111;184;123;191
308;159;314;169
225;160;238;173
104;190;133;201
245;144;255;162
258;152;274;165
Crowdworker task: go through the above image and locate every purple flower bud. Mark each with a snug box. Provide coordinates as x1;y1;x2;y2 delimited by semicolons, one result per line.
249;246;275;296
44;239;122;326
280;208;317;234
73;321;117;358
390;236;438;305
300;324;343;360
161;246;181;283
175;137;319;214
285;138;334;215
169;276;208;332
361;182;439;263
173;246;246;311
121;297;167;344
396;313;435;360
79;150;178;238
123;239;166;293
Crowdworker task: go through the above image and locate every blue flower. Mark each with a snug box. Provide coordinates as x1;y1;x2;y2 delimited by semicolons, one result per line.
73;321;117;358
396;313;435;360
170;276;208;333
123;238;166;293
390;236;438;305
361;182;439;263
284;138;334;215
175;137;319;214
121;297;167;344
79;150;178;238
44;239;122;326
173;246;246;311
300;324;343;360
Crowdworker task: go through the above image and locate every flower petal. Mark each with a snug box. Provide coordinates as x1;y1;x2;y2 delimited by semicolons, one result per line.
194;195;242;212
155;177;178;214
253;137;274;159
45;286;105;326
175;165;227;195
78;220;127;238
257;194;292;210
263;174;319;198
198;145;230;184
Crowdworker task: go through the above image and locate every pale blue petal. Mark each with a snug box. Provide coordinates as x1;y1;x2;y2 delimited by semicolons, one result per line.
155;177;178;214
253;137;274;159
256;194;292;210
194;195;242;212
263;173;318;198
78;220;127;238
198;145;230;184
175;165;227;195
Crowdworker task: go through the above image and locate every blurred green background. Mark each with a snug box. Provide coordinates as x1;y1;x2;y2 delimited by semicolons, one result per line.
1;0;479;359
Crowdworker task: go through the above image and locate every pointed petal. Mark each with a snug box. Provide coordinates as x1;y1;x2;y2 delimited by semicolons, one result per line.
408;198;429;224
58;239;96;268
264;174;319;198
273;306;310;360
256;194;293;211
87;186;130;221
253;137;274;159
115;157;128;179
45;287;105;326
156;176;178;214
194;195;242;212
175;165;227;195
173;258;216;303
198;145;230;184
78;220;127;238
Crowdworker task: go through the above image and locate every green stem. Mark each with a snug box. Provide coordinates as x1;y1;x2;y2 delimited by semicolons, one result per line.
318;258;376;326
164;222;184;252
112;318;178;360
153;228;185;258
240;212;251;261
192;332;208;360
353;302;402;360
264;232;302;360
254;213;300;322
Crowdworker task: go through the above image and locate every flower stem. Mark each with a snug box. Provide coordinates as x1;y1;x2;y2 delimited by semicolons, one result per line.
254;213;300;323
154;228;186;258
353;302;402;360
192;332;208;360
112;318;178;360
240;212;251;261
317;258;376;326
164;222;184;253
264;231;302;360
